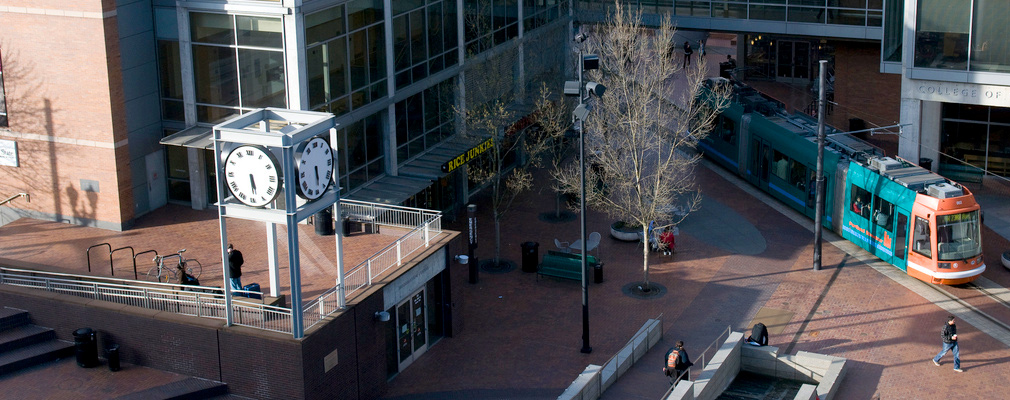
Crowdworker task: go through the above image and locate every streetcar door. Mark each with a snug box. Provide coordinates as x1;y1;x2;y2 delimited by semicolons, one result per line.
893;213;909;271
749;139;772;190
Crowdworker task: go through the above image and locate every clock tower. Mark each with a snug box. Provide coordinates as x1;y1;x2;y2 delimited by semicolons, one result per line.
213;108;341;338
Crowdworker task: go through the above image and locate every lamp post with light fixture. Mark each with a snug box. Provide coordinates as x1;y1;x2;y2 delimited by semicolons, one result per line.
564;33;605;354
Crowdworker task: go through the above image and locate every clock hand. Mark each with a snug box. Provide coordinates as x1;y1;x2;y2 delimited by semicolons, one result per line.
315;166;320;186
249;174;257;195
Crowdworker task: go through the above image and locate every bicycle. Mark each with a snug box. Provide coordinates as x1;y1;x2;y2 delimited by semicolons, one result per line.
150;249;203;283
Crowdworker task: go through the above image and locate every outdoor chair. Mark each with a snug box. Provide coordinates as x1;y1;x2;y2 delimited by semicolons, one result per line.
554;238;571;253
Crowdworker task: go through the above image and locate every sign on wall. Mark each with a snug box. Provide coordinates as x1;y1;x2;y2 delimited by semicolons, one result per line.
0;139;17;167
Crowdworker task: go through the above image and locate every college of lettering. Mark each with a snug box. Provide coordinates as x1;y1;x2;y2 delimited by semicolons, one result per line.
916;82;1007;104
441;138;494;173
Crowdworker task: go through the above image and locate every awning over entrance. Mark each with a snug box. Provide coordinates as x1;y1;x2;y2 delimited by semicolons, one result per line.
160;126;214;149
345;175;434;205
398;134;487;180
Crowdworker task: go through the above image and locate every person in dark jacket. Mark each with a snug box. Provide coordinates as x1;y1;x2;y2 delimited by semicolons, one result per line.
227;244;244;292
683;41;693;67
663;340;693;384
932;315;962;372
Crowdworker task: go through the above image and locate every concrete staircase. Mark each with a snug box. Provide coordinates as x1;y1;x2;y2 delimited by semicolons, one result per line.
0;307;74;376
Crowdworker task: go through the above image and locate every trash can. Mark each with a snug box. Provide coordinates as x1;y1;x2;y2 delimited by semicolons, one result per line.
315;208;334;236
919;158;933;171
593;263;603;284
106;344;121;372
521;241;539;273
73;328;99;368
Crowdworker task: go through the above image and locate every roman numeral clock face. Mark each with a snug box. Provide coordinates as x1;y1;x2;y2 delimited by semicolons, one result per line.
296;137;334;200
224;145;281;207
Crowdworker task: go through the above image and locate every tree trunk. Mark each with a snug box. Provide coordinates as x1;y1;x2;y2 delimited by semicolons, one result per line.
493;211;502;266
641;225;651;291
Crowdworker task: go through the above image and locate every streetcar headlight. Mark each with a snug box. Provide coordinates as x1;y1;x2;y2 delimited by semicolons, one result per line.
938;262;951;269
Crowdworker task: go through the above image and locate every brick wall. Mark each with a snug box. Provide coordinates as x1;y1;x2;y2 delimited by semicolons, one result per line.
832;41;901;154
0;1;133;229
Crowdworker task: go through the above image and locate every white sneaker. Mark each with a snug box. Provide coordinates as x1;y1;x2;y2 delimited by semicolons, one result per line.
932;359;940;366
954;368;963;372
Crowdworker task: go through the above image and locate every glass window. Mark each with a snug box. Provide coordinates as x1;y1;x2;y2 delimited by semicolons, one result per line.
912;216;931;258
936;211;982;260
236;16;283;48
347;0;383;31
850;185;872;219
970;0;1010;72
872;197;894;229
306;5;345;46
191;12;233;45
238;49;286;108
914;0;970;70
882;0;904;62
193;44;238;106
750;5;787;21
158;40;184;121
895;213;908;260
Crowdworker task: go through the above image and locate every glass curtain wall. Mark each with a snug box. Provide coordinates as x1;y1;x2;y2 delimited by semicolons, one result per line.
392;0;459;90
305;0;386;116
395;79;455;162
592;0;888;26
913;0;1010;72
881;0;903;62
190;12;286;123
335;111;386;193
940;103;1010;177
524;0;564;31
155;7;184;122
464;0;520;56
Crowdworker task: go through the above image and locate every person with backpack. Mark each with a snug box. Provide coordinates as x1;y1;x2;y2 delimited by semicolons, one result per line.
663;340;693;385
932;315;963;372
177;264;200;289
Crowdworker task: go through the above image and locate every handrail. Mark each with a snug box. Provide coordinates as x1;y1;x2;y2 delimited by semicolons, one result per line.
110;246;135;278
134;250;158;281
86;243;112;275
0;193;29;206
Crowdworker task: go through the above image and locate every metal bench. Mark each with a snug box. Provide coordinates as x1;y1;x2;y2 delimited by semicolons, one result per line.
537;251;600;282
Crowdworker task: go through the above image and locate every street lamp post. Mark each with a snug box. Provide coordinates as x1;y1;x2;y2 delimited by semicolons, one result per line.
566;35;604;354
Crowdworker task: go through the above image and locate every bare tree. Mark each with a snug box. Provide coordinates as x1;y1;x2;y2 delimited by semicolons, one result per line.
555;5;731;291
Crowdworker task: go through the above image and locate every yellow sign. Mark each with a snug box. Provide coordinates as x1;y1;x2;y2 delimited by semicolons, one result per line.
441;137;494;173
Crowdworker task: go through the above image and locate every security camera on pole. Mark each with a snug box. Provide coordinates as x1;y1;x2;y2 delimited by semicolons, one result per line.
564;32;606;355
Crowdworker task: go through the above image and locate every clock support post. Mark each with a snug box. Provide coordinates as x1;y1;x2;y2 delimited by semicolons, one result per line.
213;109;340;339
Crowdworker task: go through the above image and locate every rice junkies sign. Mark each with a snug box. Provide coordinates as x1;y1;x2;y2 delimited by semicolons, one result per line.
441;137;494;173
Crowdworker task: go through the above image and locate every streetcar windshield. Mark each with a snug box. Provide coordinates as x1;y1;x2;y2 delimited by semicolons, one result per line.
936;211;982;261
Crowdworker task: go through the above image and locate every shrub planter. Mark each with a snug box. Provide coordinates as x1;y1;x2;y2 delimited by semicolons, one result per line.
610;221;643;242
1002;250;1010;270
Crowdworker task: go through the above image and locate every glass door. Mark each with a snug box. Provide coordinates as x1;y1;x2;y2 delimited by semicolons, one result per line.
396;289;428;370
776;40;811;84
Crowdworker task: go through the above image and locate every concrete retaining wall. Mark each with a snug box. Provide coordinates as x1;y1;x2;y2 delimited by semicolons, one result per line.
740;345;847;400
559;318;663;400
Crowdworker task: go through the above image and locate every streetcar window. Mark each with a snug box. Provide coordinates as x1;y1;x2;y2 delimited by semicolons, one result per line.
912;216;931;258
772;151;790;181
717;116;736;145
873;198;894;229
936;211;982;261
850;185;872;220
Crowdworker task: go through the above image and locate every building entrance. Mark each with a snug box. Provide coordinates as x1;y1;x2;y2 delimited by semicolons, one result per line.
776;40;811;84
396;289;428;370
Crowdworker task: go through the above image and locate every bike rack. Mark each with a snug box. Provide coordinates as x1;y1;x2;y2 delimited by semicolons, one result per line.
111;246;135;279
86;243;112;275
134;250;159;281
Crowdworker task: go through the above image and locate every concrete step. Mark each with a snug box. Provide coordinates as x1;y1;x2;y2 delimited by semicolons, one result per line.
111;377;230;400
0;338;74;376
0;324;57;353
0;307;30;331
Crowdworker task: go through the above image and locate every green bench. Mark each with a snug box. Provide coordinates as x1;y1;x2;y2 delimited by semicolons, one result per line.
537;250;601;282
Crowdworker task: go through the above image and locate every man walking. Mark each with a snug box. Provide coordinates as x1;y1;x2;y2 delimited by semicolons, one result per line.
663;340;693;385
227;244;244;292
932;315;962;372
682;41;693;67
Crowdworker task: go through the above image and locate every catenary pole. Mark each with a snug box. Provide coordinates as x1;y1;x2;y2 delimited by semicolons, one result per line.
813;60;827;271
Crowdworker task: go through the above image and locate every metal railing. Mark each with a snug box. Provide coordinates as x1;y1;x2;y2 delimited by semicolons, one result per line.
0;266;295;334
1;200;443;336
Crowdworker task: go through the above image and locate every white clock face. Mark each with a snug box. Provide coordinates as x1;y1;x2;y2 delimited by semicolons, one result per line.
224;145;281;207
296;137;334;200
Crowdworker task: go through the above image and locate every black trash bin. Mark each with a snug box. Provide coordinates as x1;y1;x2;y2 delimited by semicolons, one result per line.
315;208;334;236
919;158;933;171
593;263;603;284
521;241;539;273
72;328;99;368
106;344;121;371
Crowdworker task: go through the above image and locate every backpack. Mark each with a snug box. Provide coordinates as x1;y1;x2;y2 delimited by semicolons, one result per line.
667;349;680;368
